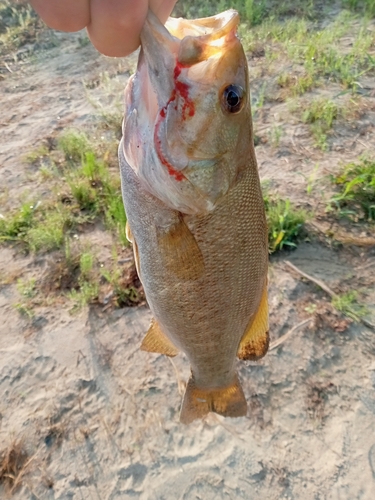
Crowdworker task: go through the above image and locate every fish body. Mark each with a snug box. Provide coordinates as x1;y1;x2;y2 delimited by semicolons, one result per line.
120;10;269;423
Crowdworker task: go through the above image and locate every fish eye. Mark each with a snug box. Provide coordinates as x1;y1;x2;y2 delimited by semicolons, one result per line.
221;85;244;114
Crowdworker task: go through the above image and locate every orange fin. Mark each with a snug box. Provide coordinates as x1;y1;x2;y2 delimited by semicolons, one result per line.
179;374;247;424
157;216;204;281
237;283;269;360
140;319;179;357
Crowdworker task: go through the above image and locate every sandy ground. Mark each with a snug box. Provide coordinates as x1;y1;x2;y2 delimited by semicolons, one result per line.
1;14;375;500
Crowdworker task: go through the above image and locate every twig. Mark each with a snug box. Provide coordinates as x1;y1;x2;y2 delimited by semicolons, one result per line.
285;260;375;331
285;260;337;298
269;318;312;351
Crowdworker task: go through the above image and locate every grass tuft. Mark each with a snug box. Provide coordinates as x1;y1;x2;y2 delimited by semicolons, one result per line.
263;193;308;252
328;157;375;221
58;130;91;163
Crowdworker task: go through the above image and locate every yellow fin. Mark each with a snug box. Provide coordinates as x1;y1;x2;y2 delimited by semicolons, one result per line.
126;221;140;277
179;374;247;424
237;283;269;361
157;216;204;281
140;319;179;357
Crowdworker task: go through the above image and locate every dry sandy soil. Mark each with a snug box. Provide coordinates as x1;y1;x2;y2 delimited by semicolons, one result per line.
1;4;375;500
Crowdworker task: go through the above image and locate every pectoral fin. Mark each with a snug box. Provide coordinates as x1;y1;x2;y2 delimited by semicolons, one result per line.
126;221;140;277
237;283;269;361
180;374;247;424
157;215;204;281
140;319;179;357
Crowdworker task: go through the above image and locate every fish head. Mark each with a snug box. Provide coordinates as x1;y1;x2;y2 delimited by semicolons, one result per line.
123;10;254;214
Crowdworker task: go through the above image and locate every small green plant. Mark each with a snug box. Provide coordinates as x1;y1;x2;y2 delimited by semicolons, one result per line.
263;194;308;252
328;157;375;221
269;124;283;147
306;164;320;195
66;249;98;309
68;282;99;310
245;0;267;26
332;290;369;321
302;98;339;150
58;130;91;162
343;0;375;17
26;208;69;252
17;278;36;299
303;98;338;128
0;202;35;242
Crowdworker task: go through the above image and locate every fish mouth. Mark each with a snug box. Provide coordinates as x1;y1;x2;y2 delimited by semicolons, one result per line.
140;9;239;105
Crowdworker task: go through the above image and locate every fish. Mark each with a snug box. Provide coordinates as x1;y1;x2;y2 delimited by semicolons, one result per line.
119;9;269;424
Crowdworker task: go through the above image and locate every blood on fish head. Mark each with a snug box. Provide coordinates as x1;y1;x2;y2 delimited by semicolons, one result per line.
123;10;254;215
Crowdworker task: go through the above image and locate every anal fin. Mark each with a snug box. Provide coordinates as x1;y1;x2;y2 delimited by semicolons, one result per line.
140;319;179;357
237;283;269;360
179;374;247;424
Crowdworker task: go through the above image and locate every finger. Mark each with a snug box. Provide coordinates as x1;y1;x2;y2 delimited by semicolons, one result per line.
29;0;90;32
87;0;177;57
150;0;177;22
87;0;148;57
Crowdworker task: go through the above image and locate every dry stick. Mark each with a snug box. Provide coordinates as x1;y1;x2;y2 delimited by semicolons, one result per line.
269;318;313;351
285;260;375;331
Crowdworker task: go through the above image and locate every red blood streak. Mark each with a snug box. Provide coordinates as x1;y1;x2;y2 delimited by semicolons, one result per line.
154;61;195;181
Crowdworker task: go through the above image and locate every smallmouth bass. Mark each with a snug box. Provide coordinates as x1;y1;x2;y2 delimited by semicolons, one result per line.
120;9;269;424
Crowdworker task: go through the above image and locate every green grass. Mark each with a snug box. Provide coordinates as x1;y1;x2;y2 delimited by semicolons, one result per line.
58;130;91;163
328;157;375;221
0;0;46;56
343;0;375;16
302;98;340;150
263;193;308;252
332;290;369;321
1;130;127;253
0;202;35;242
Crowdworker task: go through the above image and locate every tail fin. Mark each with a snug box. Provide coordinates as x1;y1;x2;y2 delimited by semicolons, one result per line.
179;374;247;424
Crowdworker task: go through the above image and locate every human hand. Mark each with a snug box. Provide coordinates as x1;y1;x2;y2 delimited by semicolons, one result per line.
29;0;177;57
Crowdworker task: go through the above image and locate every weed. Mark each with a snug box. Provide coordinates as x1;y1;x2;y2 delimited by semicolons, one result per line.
263;194;307;252
328;157;375;221
79;251;95;281
343;0;375;17
14;303;35;319
26;207;68;252
17;278;36;299
25;145;49;164
332;290;369;321
302;98;339;150
303;98;338;128
68;281;99;310
58;130;91;162
0;202;35;242
306;164;320;195
101;265;144;307
269;124;283;147
245;0;267;26
0;0;42;55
